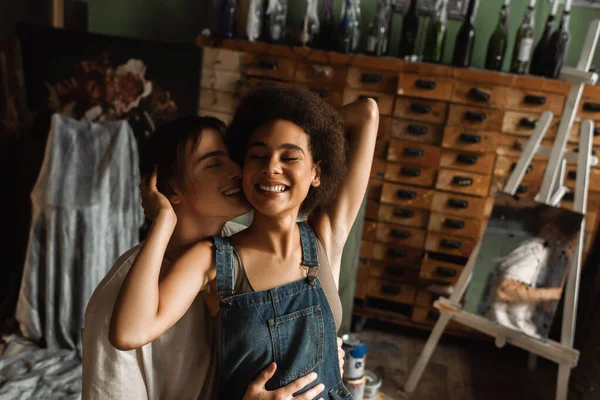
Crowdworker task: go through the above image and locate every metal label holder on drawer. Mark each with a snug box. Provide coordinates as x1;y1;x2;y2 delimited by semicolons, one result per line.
404;19;600;400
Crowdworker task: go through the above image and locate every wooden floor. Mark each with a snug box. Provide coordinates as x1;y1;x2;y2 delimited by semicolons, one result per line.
353;320;559;400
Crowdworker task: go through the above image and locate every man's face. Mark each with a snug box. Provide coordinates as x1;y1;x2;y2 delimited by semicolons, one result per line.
177;128;251;220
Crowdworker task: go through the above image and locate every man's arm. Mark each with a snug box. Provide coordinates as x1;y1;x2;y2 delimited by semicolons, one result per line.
495;279;563;303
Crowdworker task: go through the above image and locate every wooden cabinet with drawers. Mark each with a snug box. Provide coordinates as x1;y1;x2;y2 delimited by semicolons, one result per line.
196;37;600;337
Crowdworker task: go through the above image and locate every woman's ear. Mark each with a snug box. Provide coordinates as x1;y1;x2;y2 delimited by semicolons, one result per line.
312;163;321;188
168;180;183;204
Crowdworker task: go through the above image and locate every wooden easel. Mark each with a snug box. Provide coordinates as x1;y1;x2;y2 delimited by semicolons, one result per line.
404;20;600;400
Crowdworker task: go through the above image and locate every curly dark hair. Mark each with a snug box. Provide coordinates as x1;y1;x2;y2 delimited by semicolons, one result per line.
227;85;347;216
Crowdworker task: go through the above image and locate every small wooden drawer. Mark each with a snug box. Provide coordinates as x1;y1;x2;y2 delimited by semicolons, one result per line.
307;88;344;108
294;62;348;89
346;67;398;93
367;279;417;305
435;169;491;197
390;119;444;145
343;89;395;115
441;126;498;153
425;232;477;258
361;240;425;264
451;81;506;109
493;156;546;182
504;88;565;115
502;110;559;137
569;121;600;147
411;306;440;325
427;212;484;239
489;177;541;199
355;261;370;299
243;54;296;81
378;204;430;228
368;261;421;286
202;47;244;72
365;199;379;220
414;289;438;308
363;221;427;249
387;139;442;167
367;179;383;201
200;68;242;93
199;90;239;114
397;73;454;102
380;182;435;210
495;134;555;159
446;104;504;131
431;191;493;219
420;258;464;284
394;97;449;124
384;163;437;188
439;149;496;175
564;167;600;192
560;191;600;214
578;86;600;121
371;157;386;180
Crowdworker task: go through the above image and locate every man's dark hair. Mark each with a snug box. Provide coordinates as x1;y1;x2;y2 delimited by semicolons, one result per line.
226;85;347;216
141;116;226;196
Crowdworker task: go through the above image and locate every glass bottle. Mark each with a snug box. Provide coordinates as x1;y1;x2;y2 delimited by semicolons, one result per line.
485;0;510;71
263;0;288;43
423;0;448;63
398;0;419;59
510;0;536;75
336;0;359;53
543;0;571;78
314;0;335;50
452;0;478;67
218;0;237;38
530;0;559;75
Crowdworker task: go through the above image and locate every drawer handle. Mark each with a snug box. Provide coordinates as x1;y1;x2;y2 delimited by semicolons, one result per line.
465;111;487;122
459;133;481;144
573;147;597;156
403;147;424;158
427;309;441;321
407;124;428;136
444;218;465;229
564;192;575;201
452;176;474;186
519;118;538;129
362;73;383;83
583;102;600;112
441;239;462;249
468;87;491;102
387;248;407;258
415;79;436;90
359;94;379;103
516;185;529;194
456;154;478;165
594;128;600;137
257;59;278;70
375;171;384;178
381;284;402;295
385;266;405;277
393;208;414;218
567;171;577;180
401;167;421;177
310;88;329;98
390;229;411;239
511;162;533;174
448;198;469;209
435;266;457;277
524;95;546;105
396;189;417;199
410;103;431;114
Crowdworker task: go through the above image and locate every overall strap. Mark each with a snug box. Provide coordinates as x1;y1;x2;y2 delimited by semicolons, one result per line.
298;222;320;284
211;236;235;298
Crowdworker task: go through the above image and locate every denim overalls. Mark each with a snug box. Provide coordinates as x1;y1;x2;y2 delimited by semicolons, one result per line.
212;222;352;400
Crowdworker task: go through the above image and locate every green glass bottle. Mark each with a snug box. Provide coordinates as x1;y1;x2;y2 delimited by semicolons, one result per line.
398;0;419;59
423;0;447;63
510;0;536;74
485;0;510;71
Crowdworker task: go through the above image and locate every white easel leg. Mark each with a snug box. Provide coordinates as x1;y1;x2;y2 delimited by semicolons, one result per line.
556;363;572;400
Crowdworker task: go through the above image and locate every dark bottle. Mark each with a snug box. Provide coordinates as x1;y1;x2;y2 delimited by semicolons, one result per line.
366;0;392;56
530;0;559;75
485;0;510;71
313;0;335;49
262;0;288;43
398;0;419;59
543;0;571;79
452;0;478;67
299;0;320;46
336;0;359;53
218;0;237;38
510;0;536;74
246;0;264;42
423;0;448;63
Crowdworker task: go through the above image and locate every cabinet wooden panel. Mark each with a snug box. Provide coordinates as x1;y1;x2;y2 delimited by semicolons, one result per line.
504;87;565;115
569;121;600;147
446;104;504;131
343;89;395;115
420;258;464;284
367;279;417;305
378;204;430;228
294;62;348;88
366;198;379;220
442;126;498;153
578;85;600;121
439;149;496;175
425;231;477;258
451;81;506;109
371;157;386;180
355;261;370;299
363;221;427;249
414;289;438;307
202;47;244;71
381;182;435;210
199;90;239;114
367;179;383;200
502;110;560;138
384;163;437;188
435;168;492;197
391;118;444;145
431;192;493;219
375;117;392;158
387;139;442;167
564;167;600;192
397;73;454;102
346;67;398;93
427;212;484;239
493;156;546;182
200;68;242;93
243;54;296;81
393;97;449;124
489;176;541;199
361;240;425;264
368;262;421;285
